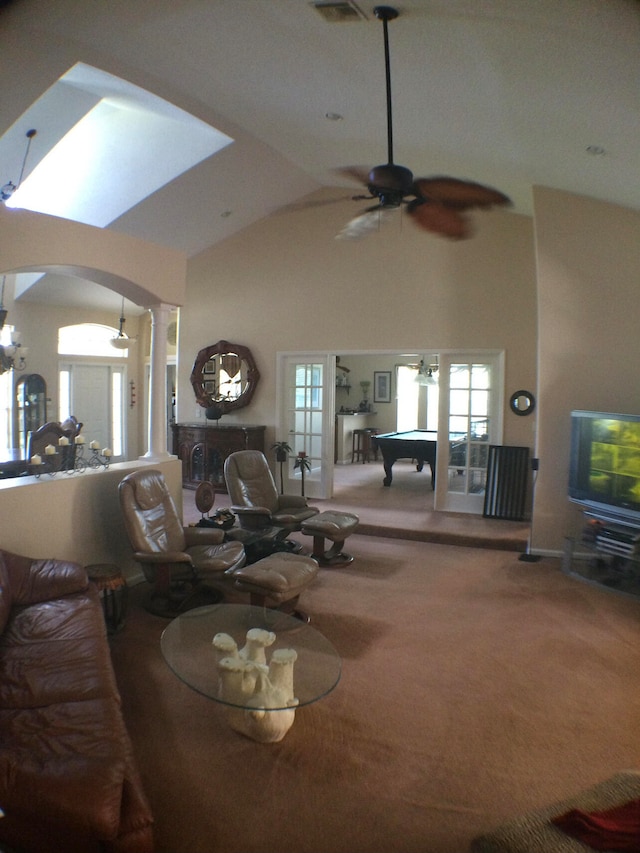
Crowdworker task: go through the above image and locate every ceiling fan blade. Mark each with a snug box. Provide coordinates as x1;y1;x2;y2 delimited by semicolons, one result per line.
412;177;512;211
335;206;398;241
275;195;358;215
334;166;372;188
407;200;471;240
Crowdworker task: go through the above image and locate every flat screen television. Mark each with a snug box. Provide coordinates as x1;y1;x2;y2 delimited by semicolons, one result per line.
569;410;640;526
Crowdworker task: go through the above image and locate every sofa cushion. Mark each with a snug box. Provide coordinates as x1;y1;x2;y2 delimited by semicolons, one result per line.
0;589;114;709
0;550;88;605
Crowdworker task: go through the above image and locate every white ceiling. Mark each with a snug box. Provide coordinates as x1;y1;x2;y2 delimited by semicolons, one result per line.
1;0;639;311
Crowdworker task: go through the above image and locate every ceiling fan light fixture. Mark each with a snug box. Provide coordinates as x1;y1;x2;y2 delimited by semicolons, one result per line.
333;6;511;240
414;358;439;386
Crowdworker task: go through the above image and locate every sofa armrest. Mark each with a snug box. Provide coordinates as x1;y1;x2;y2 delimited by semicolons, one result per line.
0;550;88;606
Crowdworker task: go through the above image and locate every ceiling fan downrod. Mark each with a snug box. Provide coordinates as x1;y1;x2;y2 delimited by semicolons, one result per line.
373;6;398;165
370;6;413;201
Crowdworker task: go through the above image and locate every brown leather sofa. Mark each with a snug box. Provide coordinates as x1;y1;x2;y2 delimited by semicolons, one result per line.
0;549;154;853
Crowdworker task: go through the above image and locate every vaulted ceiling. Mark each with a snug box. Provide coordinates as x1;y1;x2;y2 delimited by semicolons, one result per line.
2;0;639;311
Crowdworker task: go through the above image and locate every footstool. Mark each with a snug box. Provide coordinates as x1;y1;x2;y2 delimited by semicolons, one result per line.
232;552;319;621
301;510;359;567
470;770;640;853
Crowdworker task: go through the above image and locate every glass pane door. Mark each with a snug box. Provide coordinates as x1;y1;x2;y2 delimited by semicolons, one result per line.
277;354;334;499
435;353;504;513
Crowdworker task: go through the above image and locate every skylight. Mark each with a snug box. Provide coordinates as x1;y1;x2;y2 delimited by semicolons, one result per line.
2;63;233;228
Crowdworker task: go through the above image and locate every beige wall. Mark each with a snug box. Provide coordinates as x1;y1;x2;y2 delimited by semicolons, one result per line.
179;190;538;459
3;184;639;557
0;459;182;582
532;186;640;553
0;206;186;307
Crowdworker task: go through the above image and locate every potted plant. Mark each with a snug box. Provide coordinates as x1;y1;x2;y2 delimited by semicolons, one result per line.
271;441;292;494
293;450;311;497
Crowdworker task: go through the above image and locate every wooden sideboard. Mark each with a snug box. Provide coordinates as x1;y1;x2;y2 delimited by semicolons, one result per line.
172;423;266;491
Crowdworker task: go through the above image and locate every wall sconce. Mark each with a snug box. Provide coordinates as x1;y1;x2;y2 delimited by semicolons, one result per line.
0;276;27;374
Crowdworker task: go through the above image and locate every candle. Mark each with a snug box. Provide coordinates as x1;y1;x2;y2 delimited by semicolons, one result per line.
89;440;100;450
30;454;42;466
74;435;86;445
44;444;56;455
58;436;70;446
102;448;112;458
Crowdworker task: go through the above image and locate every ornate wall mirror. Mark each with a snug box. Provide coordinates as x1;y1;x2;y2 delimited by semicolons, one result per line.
190;340;260;415
509;390;536;416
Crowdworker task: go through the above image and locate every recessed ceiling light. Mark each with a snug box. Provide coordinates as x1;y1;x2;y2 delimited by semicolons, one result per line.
586;145;606;156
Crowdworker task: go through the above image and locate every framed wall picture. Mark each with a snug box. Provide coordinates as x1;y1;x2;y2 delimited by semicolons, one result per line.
374;371;391;403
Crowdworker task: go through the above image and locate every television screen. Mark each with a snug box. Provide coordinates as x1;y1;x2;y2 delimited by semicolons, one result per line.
569;411;640;525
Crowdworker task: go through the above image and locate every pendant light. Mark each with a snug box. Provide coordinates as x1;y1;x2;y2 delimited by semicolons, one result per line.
1;129;37;203
110;297;135;350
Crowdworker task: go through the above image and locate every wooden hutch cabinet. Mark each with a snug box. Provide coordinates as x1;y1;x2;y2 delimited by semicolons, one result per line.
172;423;266;491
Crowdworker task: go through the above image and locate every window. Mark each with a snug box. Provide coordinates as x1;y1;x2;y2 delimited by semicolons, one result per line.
0;324;16;457
58;324;127;357
396;364;439;432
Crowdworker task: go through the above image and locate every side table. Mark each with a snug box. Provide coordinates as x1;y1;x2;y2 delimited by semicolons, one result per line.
86;563;128;634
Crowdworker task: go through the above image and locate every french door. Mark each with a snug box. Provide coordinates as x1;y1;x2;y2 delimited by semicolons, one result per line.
276;353;334;499
434;352;504;513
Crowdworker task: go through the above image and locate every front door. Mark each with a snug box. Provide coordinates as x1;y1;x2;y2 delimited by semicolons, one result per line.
60;363;125;460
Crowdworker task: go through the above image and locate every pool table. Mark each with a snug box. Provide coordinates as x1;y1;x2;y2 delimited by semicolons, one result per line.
373;430;437;488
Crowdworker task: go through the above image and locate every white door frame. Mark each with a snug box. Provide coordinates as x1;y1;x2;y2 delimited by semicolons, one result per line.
434;350;505;514
276;352;335;499
276;348;504;511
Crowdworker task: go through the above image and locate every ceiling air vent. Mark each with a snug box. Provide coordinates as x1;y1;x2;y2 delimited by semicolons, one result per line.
312;2;367;23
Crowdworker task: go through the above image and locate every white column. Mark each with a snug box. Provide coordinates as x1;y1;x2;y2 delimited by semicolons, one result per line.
143;302;174;461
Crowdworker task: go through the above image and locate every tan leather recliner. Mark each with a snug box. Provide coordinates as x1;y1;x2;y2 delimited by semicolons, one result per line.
119;468;245;615
224;450;319;537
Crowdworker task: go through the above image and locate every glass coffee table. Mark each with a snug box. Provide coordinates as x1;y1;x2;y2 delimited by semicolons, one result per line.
161;604;341;743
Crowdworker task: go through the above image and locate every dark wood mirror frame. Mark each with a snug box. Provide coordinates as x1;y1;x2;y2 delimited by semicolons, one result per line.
190;340;260;415
509;389;536;416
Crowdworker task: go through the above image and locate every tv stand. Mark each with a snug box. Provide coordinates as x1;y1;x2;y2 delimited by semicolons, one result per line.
563;508;640;599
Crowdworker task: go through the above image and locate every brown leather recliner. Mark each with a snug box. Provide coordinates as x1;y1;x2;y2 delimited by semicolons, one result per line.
119;468;246;616
224;450;319;538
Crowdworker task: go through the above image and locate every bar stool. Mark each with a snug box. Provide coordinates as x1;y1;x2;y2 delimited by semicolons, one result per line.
351;428;379;463
85;563;128;634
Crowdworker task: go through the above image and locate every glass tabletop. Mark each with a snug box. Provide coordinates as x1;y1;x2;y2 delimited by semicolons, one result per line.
161;604;341;711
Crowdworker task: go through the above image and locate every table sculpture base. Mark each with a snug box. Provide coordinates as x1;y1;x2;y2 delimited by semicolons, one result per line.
223;705;297;743
161;604;341;746
213;628;299;743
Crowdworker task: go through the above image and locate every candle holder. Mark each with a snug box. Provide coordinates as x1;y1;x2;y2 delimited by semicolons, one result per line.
29;441;112;477
29;454;58;478
73;445;111;471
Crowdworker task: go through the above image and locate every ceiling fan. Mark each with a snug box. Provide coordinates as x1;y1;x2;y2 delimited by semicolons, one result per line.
336;5;512;240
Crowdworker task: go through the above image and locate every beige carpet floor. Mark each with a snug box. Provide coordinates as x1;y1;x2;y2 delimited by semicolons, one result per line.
110;536;640;853
184;459;531;552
